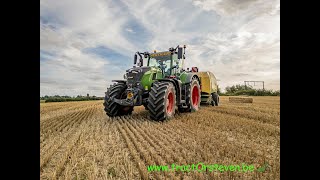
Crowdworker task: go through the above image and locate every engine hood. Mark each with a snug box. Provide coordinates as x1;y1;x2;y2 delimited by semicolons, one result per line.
125;66;151;87
126;66;151;73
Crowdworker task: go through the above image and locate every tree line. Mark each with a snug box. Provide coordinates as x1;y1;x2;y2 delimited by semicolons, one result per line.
40;95;104;102
218;84;280;96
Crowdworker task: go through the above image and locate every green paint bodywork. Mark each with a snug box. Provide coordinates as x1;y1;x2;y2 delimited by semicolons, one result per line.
179;72;188;84
140;68;193;90
140;67;163;90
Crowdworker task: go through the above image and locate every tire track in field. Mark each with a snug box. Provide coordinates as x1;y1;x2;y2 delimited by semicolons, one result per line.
40;128;74;158
40;109;84;135
93;117;140;179
40;107;84;131
56;105;97;132
40;102;98;124
154;118;208;179
158;121;256;180
59;118;102;179
173;110;280;174
104;119;141;180
40;102;101;122
40;102;80;115
92;118;113;175
136;117;194;178
178;107;279;134
40;109;79;148
164;121;269;180
174;110;279;152
200;108;280;136
45;109;85;132
54;130;83;179
162;123;208;160
40;102;85;119
40;108;84;141
40;105;97;146
132;118;198;179
90;118;119;177
57;105;97;131
154;122;209;180
115;118;150;180
40;128;82;172
126;118;177;164
41;105;97;136
167;119;245;162
206;106;279;126
216;104;280;117
134;117;206;179
119;117;165;180
169;113;200;134
133;118;187;164
220;104;280;114
123;116;177;180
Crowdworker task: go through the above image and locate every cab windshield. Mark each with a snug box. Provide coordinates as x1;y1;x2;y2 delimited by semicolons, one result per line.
148;55;172;76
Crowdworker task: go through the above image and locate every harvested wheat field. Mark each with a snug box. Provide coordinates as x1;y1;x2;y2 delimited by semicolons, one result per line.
40;96;280;180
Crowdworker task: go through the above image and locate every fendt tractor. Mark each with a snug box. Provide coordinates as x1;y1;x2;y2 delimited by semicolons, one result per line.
103;45;219;121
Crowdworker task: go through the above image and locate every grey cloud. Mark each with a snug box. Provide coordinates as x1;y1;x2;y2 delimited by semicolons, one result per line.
88;86;105;91
192;0;278;17
40;77;57;84
232;73;250;77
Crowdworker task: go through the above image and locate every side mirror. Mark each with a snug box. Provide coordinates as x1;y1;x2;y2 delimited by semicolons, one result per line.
178;47;183;59
134;54;137;64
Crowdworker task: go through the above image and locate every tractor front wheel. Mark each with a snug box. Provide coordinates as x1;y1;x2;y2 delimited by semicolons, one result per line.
103;83;133;117
147;82;176;121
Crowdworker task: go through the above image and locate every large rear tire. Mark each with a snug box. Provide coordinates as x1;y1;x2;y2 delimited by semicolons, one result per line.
103;83;133;117
147;81;176;121
179;77;201;112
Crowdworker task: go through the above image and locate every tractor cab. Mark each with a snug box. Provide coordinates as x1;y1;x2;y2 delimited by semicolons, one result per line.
148;51;182;77
134;45;186;78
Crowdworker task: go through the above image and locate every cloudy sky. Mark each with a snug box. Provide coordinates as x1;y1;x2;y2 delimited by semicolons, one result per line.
40;0;280;96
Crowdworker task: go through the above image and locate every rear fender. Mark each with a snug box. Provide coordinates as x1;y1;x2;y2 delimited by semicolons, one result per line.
185;74;201;85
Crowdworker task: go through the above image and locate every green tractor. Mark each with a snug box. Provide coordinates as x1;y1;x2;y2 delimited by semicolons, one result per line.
103;45;219;121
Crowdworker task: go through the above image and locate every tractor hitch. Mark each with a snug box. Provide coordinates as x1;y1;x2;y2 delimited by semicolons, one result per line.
112;97;134;106
112;88;143;106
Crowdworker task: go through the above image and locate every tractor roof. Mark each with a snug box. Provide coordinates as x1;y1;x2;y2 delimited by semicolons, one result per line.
150;51;171;58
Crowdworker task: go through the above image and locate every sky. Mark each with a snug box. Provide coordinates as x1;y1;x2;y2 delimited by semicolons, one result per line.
40;0;280;96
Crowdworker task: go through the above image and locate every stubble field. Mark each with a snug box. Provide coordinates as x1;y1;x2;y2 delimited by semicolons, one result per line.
40;96;280;180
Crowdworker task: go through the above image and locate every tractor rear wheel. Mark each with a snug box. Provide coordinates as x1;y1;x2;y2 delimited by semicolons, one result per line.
147;81;176;121
103;82;133;117
180;77;201;112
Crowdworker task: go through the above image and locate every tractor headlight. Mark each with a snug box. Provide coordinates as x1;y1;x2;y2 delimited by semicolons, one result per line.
127;92;134;99
123;73;127;79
